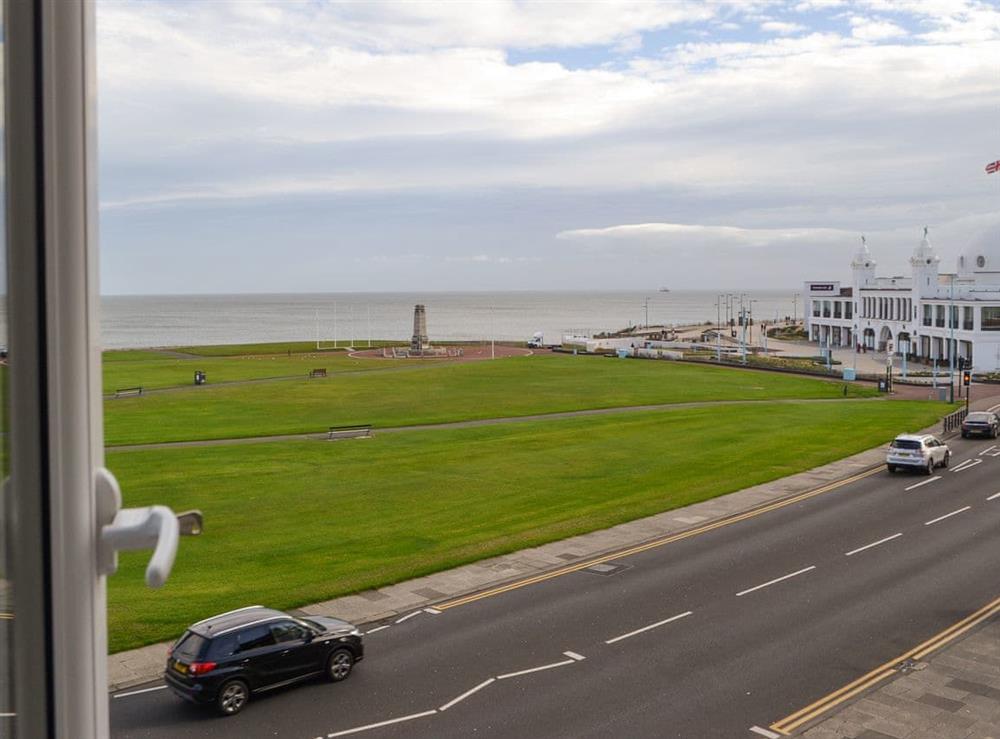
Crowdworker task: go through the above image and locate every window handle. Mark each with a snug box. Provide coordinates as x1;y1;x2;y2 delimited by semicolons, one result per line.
96;466;199;588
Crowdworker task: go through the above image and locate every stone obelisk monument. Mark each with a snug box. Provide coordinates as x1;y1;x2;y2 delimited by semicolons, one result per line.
411;304;429;353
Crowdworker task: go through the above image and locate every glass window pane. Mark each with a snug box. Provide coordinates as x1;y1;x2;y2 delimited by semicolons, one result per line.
982;306;1000;331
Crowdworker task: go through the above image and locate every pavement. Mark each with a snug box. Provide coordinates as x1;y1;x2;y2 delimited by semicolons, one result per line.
800;617;1000;739
107;391;1000;738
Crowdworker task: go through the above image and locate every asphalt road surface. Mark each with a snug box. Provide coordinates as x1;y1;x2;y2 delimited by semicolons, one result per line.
111;427;1000;738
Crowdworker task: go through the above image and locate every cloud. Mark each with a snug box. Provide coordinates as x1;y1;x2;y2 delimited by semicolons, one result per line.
95;0;1000;293
761;20;807;34
557;222;850;247
849;16;907;41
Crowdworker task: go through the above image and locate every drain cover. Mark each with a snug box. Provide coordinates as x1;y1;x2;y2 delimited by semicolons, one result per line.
583;562;630;576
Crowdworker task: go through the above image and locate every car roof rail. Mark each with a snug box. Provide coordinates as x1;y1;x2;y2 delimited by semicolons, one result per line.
191;604;266;628
214;615;286;636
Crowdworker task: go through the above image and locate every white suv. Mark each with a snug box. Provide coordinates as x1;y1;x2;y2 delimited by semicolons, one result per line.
886;434;950;475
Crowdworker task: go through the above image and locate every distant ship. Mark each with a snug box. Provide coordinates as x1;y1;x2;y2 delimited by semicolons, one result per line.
658;287;670;292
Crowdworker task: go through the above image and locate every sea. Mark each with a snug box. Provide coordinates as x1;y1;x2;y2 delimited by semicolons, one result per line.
100;290;799;349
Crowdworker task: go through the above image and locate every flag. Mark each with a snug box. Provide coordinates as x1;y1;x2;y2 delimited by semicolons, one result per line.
988;160;1000;174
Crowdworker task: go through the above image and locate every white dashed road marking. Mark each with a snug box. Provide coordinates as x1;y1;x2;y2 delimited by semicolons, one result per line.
113;685;167;699
563;651;586;661
736;566;816;597
925;506;972;526
844;533;903;557
327;710;437;737
496;658;577;680
363;625;390;635
904;476;940;491
749;726;781;738
395;611;421;624
605;611;694;645
952;458;983;472
423;607;441;615
987;491;1000;501
439;678;495;711
979;445;998;457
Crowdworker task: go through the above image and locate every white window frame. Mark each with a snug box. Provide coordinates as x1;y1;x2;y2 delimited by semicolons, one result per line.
6;1;106;735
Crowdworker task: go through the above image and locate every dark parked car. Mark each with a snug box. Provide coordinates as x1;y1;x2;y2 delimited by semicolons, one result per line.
164;605;364;716
961;411;1000;439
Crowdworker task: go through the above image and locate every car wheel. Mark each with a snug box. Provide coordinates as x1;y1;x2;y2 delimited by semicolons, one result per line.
962;431;968;438
941;452;950;468
887;464;895;473
925;458;935;475
216;679;249;717
326;648;354;682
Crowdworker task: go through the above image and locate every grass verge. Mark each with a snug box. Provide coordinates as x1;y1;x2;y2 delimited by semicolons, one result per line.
107;398;942;652
101;352;424;394
104;354;876;445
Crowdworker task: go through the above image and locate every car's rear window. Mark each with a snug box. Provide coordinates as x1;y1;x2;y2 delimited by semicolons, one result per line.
173;631;207;661
890;439;922;449
206;633;238;660
966;413;991;422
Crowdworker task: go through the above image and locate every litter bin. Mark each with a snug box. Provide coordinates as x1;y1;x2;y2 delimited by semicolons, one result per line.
877;378;888;392
842;368;856;381
194;370;206;385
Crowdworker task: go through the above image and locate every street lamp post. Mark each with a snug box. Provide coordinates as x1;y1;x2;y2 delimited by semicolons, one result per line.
949;275;955;403
715;295;722;361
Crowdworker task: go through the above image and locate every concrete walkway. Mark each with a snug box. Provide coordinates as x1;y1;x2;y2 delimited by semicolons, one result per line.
800;618;1000;738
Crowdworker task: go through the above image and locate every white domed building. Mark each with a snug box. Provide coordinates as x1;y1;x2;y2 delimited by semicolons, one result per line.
803;226;1000;371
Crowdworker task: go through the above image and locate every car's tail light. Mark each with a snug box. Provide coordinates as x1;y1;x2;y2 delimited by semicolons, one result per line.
189;661;217;675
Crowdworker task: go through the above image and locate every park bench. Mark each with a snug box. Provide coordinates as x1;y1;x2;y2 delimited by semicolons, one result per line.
309;368;327;378
327;425;372;441
113;386;143;398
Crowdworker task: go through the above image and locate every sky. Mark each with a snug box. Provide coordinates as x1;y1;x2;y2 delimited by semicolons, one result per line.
97;0;1000;294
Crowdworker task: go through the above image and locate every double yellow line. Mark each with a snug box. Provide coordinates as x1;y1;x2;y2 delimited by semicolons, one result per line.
437;466;882;611
770;592;1000;735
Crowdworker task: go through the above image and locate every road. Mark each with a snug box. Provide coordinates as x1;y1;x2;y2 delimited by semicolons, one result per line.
111;428;1000;738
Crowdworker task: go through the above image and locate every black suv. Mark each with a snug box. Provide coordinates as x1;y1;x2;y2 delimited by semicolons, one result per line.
164;605;364;716
961;411;1000;439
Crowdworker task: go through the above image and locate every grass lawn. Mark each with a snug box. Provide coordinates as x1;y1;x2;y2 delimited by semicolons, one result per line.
165;340;400;356
107;398;942;652
102;351;423;394
104;354;877;445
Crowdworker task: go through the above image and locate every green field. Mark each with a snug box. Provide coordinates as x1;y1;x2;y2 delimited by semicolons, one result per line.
104;353;876;445
102;350;421;394
107;399;945;653
164;340;400;356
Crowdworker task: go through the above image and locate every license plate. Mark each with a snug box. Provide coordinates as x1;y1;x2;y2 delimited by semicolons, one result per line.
173;661;188;674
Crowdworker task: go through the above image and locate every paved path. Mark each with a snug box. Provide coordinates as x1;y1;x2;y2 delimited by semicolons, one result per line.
800;616;1000;738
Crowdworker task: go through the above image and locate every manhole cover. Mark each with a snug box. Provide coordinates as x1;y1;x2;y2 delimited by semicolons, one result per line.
583;562;630;576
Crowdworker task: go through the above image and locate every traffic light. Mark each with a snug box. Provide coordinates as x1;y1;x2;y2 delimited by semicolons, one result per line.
962;369;971;387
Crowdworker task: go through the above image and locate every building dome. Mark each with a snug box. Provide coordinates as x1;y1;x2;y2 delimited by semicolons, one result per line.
851;235;875;268
957;221;1000;275
911;226;939;266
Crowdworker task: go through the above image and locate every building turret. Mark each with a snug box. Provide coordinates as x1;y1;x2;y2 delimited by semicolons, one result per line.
910;226;940;297
851;235;876;288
